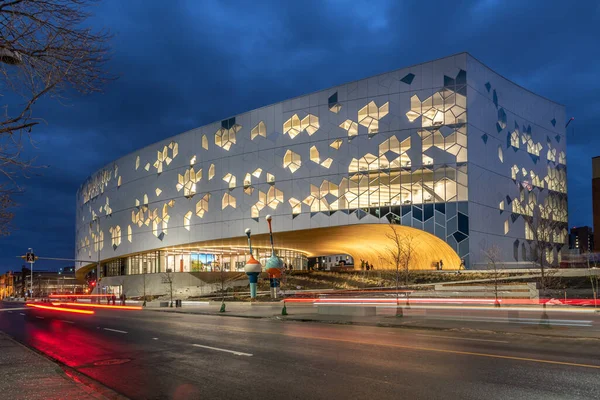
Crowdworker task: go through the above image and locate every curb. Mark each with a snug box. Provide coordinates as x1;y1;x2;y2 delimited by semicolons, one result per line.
144;308;600;341
0;331;129;400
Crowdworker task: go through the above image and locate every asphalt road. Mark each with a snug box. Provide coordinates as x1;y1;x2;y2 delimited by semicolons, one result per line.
1;303;600;400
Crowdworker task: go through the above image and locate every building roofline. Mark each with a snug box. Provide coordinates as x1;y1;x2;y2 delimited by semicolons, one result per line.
466;53;565;107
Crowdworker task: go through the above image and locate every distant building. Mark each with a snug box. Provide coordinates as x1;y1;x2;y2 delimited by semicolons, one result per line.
593;156;600;251
569;226;594;254
0;271;14;299
13;266;86;298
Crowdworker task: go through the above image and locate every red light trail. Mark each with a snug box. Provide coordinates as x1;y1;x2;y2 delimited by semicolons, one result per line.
26;303;95;315
51;302;142;310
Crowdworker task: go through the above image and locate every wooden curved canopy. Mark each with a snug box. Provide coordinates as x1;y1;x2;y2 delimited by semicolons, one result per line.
184;224;461;270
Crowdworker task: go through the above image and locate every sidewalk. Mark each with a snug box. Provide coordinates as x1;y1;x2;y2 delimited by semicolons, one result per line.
0;332;117;400
146;302;600;340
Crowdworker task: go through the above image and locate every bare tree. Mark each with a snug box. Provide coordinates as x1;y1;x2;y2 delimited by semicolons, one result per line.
0;0;113;230
385;223;416;316
525;208;564;295
161;270;174;308
481;243;503;307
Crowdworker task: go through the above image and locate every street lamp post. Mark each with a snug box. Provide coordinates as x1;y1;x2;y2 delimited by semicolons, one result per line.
28;247;34;298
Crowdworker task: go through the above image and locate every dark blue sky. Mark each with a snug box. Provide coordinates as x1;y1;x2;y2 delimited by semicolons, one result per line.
1;0;599;273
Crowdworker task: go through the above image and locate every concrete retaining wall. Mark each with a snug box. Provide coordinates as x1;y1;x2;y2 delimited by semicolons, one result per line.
97;272;248;298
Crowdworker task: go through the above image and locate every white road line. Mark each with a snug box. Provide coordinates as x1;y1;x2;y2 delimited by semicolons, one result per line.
416;334;509;344
152;337;159;340
19;313;25;316
60;320;74;324
192;344;253;357
7;311;12;313
35;316;44;319
103;328;128;334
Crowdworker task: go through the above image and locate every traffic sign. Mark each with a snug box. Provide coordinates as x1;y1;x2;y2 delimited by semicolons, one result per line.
25;252;35;263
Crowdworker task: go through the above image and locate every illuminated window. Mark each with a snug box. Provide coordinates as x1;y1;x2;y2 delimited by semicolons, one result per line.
267;173;275;183
310;146;320;164
222;173;236;189
547;147;556;162
498;146;503;163
301;114;320;136
143;194;149;207
144;163;150;171
109;225;121;248
155;188;162;197
358;101;389;135
184;211;192;231
499;201;504;211
340;119;358;138
127;225;132;243
222;193;236;209
202;135;208;150
215;120;241;151
546;249;554;265
177;167;202;197
283;150;301;173
330;139;343;150
504;220;509;235
321;158;333;169
196;193;210;218
208;164;215;180
510;130;520;148
154;142;178;174
406;75;467;127
252;168;262;178
406;95;421;122
244;173;253;195
266;186;284;210
525;222;534;240
251;121;266;140
135;156;140;170
288;197;301;215
328;92;342;113
190;155;196;165
168;199;175;207
117;176;122;187
423;155;434;166
283;114;302;139
558;151;566;165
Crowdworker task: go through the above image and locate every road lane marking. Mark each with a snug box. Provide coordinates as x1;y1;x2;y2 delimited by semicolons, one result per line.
7;311;12;313
426;316;592;327
60;320;74;324
152;337;159;340
103;328;128;334
416;334;509;343
284;334;600;370
19;313;25;316
192;344;252;357
35;316;44;319
181;323;599;369
0;307;27;312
